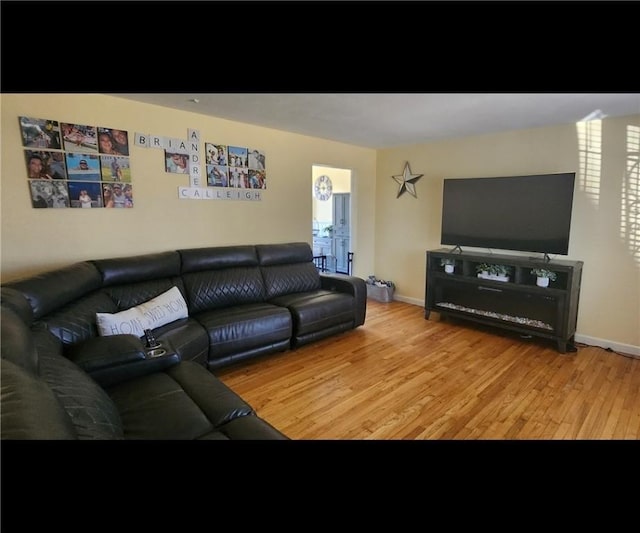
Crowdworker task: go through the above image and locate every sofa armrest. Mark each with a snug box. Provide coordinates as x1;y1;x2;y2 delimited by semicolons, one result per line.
91;354;180;388
320;274;367;327
1;358;77;439
65;334;180;388
65;334;146;372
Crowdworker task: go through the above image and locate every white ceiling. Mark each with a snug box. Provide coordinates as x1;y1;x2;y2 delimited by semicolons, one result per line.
110;93;640;149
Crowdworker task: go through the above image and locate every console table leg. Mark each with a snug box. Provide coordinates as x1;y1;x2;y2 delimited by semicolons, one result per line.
425;310;431;319
557;340;567;353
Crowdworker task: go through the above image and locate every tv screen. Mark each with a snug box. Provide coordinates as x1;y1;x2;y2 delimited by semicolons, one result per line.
441;172;576;255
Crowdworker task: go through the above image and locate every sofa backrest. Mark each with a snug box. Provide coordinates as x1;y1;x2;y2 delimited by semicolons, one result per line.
0;287;34;326
2;243;324;335
0;301;39;375
256;242;321;299
4;262;115;345
4;261;102;320
179;245;266;313
92;251;186;311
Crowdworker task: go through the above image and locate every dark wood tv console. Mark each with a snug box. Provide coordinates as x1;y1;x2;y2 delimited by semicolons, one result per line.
424;248;583;353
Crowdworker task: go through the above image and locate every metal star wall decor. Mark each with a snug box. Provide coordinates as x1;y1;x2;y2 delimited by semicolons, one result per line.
392;162;423;198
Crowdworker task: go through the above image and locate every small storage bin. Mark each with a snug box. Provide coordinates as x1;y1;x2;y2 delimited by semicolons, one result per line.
366;283;395;303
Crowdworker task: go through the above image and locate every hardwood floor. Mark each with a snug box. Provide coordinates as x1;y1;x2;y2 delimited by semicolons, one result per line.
216;300;640;440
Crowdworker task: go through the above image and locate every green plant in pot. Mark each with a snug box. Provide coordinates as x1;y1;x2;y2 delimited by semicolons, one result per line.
476;263;511;280
323;225;333;237
440;258;455;273
491;264;512;278
531;268;557;288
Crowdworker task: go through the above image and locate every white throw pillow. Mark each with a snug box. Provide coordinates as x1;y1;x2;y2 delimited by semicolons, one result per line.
96;286;188;337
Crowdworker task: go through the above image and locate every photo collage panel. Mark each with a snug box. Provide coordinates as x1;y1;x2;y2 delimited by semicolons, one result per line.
205;143;266;190
20;117;133;208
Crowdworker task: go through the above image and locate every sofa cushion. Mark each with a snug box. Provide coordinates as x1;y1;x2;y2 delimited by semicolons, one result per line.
106;361;254;439
194;303;291;360
103;278;186;311
153;317;209;366
106;373;212;439
96;286;188;337
261;262;321;299
270;290;355;336
165;362;254;423
182;267;266;313
36;338;124;440
179;245;266;312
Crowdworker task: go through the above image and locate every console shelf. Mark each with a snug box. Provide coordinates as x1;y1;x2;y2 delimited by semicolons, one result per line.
424;248;583;353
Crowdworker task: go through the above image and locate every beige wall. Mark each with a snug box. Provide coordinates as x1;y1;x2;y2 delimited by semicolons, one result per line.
376;114;640;349
1;94;377;282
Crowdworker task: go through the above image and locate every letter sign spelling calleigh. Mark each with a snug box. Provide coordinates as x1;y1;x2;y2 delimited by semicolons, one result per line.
136;128;263;201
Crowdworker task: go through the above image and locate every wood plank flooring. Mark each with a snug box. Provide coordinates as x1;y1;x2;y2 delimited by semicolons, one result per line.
216;300;640;440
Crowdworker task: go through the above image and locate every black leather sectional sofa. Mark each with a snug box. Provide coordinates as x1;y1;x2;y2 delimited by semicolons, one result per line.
1;242;367;439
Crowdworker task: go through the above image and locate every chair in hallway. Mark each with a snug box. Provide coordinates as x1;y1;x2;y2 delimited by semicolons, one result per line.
313;254;327;272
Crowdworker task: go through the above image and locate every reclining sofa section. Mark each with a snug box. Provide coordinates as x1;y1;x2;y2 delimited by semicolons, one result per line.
2;242;366;371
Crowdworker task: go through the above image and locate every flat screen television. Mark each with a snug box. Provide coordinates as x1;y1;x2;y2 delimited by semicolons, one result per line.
440;172;576;256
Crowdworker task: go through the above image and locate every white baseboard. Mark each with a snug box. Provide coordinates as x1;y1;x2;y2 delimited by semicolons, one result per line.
393;294;423;307
389;295;640;357
574;334;640;357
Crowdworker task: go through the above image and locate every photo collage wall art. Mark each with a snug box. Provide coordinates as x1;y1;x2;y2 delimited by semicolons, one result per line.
20;116;132;208
204;143;266;189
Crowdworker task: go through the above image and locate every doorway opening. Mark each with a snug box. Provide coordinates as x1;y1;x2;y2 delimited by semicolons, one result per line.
312;165;352;274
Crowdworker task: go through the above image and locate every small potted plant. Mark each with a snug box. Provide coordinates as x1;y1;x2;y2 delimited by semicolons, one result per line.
476;263;511;282
440;258;455;274
323;225;334;237
531;268;557;288
476;263;491;277
491;264;512;281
